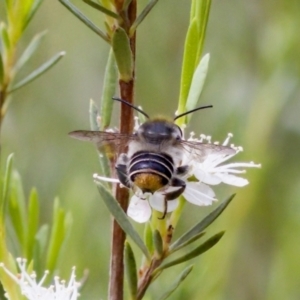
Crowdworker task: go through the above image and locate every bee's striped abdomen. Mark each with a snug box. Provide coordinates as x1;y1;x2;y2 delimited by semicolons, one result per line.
129;151;174;193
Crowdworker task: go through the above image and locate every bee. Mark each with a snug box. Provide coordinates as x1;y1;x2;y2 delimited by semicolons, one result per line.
69;98;235;218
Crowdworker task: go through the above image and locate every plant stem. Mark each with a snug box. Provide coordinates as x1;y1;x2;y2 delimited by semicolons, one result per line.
109;1;136;299
137;258;162;300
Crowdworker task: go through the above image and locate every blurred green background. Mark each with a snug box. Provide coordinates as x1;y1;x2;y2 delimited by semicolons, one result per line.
1;0;300;299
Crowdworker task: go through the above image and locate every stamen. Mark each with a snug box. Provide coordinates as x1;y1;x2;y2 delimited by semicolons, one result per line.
93;173;120;183
199;134;206;142
222;133;233;145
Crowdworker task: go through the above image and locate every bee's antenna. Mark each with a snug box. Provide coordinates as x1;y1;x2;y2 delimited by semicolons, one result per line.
173;105;213;121
112;97;150;119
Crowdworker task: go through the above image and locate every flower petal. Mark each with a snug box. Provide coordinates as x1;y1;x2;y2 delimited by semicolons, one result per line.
218;173;249;187
127;195;151;223
193;168;222;185
183;182;217;206
149;193;179;213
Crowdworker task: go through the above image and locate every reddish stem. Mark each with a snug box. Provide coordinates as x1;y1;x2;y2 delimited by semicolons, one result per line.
108;1;136;299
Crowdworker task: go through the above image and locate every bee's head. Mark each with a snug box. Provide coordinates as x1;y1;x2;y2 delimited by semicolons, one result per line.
137;119;182;144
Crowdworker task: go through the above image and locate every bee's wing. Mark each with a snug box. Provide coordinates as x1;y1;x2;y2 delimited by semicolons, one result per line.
69;130;136;156
180;140;236;162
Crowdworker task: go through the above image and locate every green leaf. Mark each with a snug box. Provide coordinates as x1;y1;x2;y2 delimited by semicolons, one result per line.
129;0;159;36
83;0;120;19
1;153;14;216
169;232;206;254
89;101;112;181
9;51;65;93
170;194;234;252
0;254;23;299
158;265;193;300
0;22;10;54
185;53;210;122
144;222;154;254
26;188;39;260
177;19;199;118
8;171;27;251
59;0;110;43
100;49;117;130
95;180;150;259
125;241;137;299
33;224;49;277
14;31;47;74
158;232;224;271
153;229;163;258
46;198;70;274
89;99;100;131
23;0;44;30
112;27;133;82
194;0;211;63
0;52;4;84
177;0;211;124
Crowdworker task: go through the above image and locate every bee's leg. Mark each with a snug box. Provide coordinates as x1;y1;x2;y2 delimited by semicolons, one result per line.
115;163;131;189
158;197;168;220
176;165;190;176
158;178;186;219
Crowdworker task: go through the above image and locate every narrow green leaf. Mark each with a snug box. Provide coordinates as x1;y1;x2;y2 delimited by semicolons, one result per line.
158;265;193;300
26;188;39;260
0;22;10;53
158;232;224;271
177;0;211;124
14;31;47;74
1;153;14;216
94;180;150;259
177;19;199;118
5;0;13;10
33;224;49;277
125;241;138;299
144;222;154;254
89;99;100;131
112;27;133;82
23;0;44;30
59;0;110;43
0;254;23;299
170;194;234;251
185;53;210;122
169;232;206;254
190;0;197;19
89;101;112;181
194;0;211;64
100;49;117;130
83;0;120;19
129;0;159;36
8;171;27;251
46;198;67;274
0;52;4;84
9;51;65;93
153;229;163;258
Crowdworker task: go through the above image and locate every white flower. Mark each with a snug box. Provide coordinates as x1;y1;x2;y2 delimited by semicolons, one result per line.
94;174;217;223
190;133;261;187
94;133;260;223
0;258;80;300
